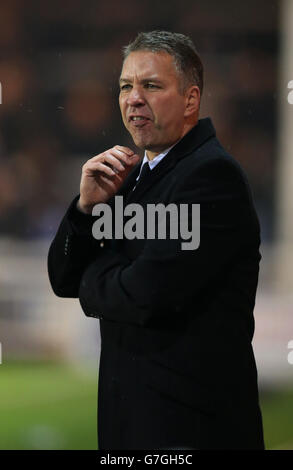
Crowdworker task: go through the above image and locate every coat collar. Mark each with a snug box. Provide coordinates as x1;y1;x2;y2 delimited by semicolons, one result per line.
118;117;216;202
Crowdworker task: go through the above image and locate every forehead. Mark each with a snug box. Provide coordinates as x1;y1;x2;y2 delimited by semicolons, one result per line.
120;50;178;81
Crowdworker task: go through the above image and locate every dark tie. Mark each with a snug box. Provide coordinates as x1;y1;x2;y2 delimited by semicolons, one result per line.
133;162;151;190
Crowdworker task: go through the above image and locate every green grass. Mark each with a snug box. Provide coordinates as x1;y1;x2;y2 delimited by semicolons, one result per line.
0;361;98;449
0;361;293;449
260;387;293;450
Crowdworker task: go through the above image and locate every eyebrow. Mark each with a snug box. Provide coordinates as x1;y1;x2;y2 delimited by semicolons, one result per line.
119;77;163;85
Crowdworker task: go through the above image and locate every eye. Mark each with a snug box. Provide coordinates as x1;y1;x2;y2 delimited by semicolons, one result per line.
145;83;159;89
120;84;132;91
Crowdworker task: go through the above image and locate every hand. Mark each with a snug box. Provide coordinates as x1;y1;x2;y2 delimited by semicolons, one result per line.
77;146;140;214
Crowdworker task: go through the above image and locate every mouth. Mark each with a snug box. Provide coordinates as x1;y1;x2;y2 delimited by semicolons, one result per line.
128;115;151;127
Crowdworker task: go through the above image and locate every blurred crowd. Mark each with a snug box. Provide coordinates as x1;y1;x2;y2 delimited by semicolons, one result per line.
0;0;278;240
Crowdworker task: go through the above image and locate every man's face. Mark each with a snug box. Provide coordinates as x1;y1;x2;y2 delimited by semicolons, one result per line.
119;51;190;157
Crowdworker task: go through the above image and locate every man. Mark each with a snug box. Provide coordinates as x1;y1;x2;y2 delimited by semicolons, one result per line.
48;31;264;450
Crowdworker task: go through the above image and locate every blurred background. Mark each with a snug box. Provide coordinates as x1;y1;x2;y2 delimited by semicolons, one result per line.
0;0;293;450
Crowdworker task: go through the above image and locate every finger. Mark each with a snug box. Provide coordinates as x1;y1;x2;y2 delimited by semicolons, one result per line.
129;153;141;163
99;174;117;189
89;150;129;169
99;173;123;188
103;150;141;172
114;145;134;156
104;153;126;172
89;146;133;164
84;161;116;177
108;148;137;166
89;146;141;170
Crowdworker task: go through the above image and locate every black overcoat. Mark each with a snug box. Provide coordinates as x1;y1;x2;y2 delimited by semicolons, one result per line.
48;118;264;450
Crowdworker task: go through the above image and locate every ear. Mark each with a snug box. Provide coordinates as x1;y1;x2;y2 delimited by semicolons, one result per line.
184;86;200;117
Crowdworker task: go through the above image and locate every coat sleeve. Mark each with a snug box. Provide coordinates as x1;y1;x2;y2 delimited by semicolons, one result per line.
47;196;102;298
78;159;261;326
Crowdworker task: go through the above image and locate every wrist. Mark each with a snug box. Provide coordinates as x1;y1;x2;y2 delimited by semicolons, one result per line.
76;199;94;215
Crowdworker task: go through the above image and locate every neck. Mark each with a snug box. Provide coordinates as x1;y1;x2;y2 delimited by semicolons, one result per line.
145;118;199;160
146;150;159;161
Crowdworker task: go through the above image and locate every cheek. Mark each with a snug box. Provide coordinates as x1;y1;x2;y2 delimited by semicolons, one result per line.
159;106;182;129
154;96;183;123
120;107;128;125
168;102;186;126
119;98;125;115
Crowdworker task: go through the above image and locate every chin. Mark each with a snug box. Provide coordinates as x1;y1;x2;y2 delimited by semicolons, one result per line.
132;137;151;150
128;130;152;149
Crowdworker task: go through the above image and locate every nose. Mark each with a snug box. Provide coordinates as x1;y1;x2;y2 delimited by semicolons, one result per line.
126;86;145;107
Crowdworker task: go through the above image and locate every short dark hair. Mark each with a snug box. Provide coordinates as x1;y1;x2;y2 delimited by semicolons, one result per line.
122;30;204;96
